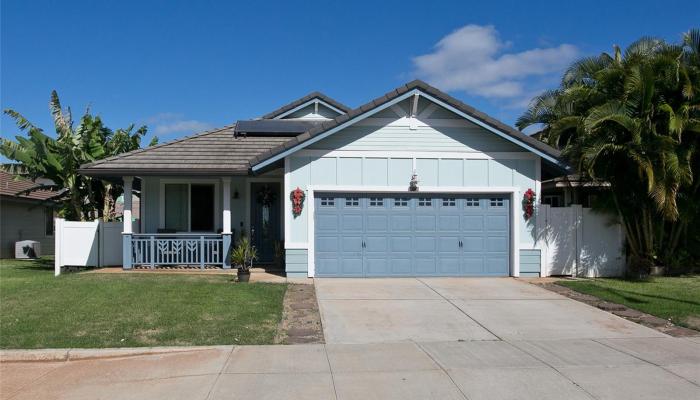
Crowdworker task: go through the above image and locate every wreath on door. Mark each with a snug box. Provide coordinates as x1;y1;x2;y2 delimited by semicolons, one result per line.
256;185;277;207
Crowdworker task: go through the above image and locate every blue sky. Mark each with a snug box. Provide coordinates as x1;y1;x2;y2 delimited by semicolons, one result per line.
2;0;698;146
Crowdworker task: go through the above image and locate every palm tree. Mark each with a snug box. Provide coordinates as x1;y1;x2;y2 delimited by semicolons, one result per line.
1;91;154;220
517;30;700;271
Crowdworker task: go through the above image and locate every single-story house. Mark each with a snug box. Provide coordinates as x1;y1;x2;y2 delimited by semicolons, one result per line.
0;171;56;258
79;80;569;277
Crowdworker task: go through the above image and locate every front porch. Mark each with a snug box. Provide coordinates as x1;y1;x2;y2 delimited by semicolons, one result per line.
120;173;284;271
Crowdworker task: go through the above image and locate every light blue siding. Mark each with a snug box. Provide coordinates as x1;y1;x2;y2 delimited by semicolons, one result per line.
489;159;514;186
310;157;336;185
285;248;308;277
338;158;362;185
388;158;412;186
520;249;541;277
439;159;463;186
416;159;438;186
464;159;489;186
363;158;388;186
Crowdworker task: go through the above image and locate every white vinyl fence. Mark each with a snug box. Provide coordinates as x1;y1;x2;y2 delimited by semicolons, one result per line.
54;219;135;276
535;205;625;277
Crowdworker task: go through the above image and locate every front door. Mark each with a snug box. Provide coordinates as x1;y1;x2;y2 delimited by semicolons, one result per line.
250;182;281;263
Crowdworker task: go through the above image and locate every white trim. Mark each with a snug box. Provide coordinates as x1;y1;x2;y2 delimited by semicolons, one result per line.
296;150;538;160
305;185;520;278
158;179;221;232
252;88;563;171
140;177;146;234
222;177;232;234
122;176;133;234
285;241;308;249
284;158;291;243
273;98;346;119
354;117;473;128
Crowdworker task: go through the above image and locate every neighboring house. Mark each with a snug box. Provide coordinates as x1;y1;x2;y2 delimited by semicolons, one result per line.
79;80;568;277
540;174;609;208
0;171;56;258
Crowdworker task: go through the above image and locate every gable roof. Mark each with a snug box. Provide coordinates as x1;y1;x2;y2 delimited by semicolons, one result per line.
250;80;564;172
261;91;351;119
79;125;295;176
0;171;58;202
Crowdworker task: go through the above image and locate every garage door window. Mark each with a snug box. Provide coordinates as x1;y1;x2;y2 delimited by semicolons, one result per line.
465;198;479;207
490;198;505;207
345;197;359;207
418;198;432;207
369;197;384;206
320;197;335;206
442;198;456;207
394;198;409;207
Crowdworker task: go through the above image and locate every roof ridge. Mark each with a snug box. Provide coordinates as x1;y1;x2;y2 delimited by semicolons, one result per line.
80;124;236;169
260;91;351;119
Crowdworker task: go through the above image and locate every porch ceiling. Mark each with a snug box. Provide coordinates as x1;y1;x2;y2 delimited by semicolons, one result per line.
79;125;295;177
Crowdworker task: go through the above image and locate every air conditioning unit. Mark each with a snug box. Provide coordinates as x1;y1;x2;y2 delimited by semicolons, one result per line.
15;240;41;259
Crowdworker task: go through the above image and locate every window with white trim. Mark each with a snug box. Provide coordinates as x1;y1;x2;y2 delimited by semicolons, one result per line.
369;197;384;207
345;197;359;207
418;198;432;207
320;197;335;206
442;198;456;207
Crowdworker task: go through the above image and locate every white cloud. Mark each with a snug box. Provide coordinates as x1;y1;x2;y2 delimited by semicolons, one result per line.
143;113;212;136
413;25;578;100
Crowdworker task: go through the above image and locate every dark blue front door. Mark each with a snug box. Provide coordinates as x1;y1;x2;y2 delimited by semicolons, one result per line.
251;182;281;263
314;193;510;277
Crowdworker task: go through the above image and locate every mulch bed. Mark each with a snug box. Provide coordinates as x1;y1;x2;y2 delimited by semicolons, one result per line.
274;284;324;344
535;282;700;337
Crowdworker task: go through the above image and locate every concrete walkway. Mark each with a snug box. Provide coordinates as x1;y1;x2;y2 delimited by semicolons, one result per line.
2;338;700;399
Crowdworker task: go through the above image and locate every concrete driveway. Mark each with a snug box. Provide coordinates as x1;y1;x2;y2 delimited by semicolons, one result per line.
315;277;667;344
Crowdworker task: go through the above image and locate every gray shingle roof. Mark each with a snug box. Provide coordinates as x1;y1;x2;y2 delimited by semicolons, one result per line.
79;125;294;176
260;91;351;119
250;80;563;169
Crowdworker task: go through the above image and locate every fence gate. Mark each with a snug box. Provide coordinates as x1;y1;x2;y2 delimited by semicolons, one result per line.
54;219;131;276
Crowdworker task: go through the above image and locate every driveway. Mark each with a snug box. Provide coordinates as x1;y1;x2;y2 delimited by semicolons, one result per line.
315;277;667;344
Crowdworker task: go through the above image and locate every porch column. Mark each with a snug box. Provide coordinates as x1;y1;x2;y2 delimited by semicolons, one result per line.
122;176;133;269
222;177;232;269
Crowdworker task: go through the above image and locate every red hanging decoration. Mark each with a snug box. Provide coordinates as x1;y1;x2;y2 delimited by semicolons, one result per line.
290;187;306;218
523;188;536;220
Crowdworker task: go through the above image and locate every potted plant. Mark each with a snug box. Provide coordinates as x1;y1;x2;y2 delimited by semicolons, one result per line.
231;236;258;282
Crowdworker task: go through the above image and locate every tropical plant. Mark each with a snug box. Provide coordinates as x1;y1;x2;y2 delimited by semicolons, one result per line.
517;29;700;272
1;91;156;220
231;236;258;272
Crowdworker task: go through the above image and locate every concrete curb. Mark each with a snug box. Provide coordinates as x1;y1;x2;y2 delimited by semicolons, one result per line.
0;345;234;363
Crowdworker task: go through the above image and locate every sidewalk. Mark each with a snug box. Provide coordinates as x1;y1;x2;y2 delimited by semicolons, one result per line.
2;338;699;400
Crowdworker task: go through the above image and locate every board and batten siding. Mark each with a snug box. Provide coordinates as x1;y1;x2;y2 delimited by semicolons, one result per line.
285;104;542;275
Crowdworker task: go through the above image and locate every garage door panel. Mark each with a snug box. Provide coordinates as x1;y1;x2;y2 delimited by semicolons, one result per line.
438;257;460;274
317;214;339;231
365;236;388;252
462;257;485;274
342;214;364;231
414;236;436;252
462;215;484;230
390;215;412;231
485;257;508;274
316;236;339;252
463;236;484;252
366;215;388;231
314;193;510;277
342;258;363;275
414;257;437;274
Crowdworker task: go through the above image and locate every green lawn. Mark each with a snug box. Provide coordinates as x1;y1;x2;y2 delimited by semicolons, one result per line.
558;276;700;330
0;258;287;349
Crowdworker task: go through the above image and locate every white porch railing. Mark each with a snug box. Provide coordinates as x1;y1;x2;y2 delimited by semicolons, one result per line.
129;233;226;269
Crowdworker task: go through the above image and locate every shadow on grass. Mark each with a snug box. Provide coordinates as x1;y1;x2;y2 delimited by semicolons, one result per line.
581;284;700;307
